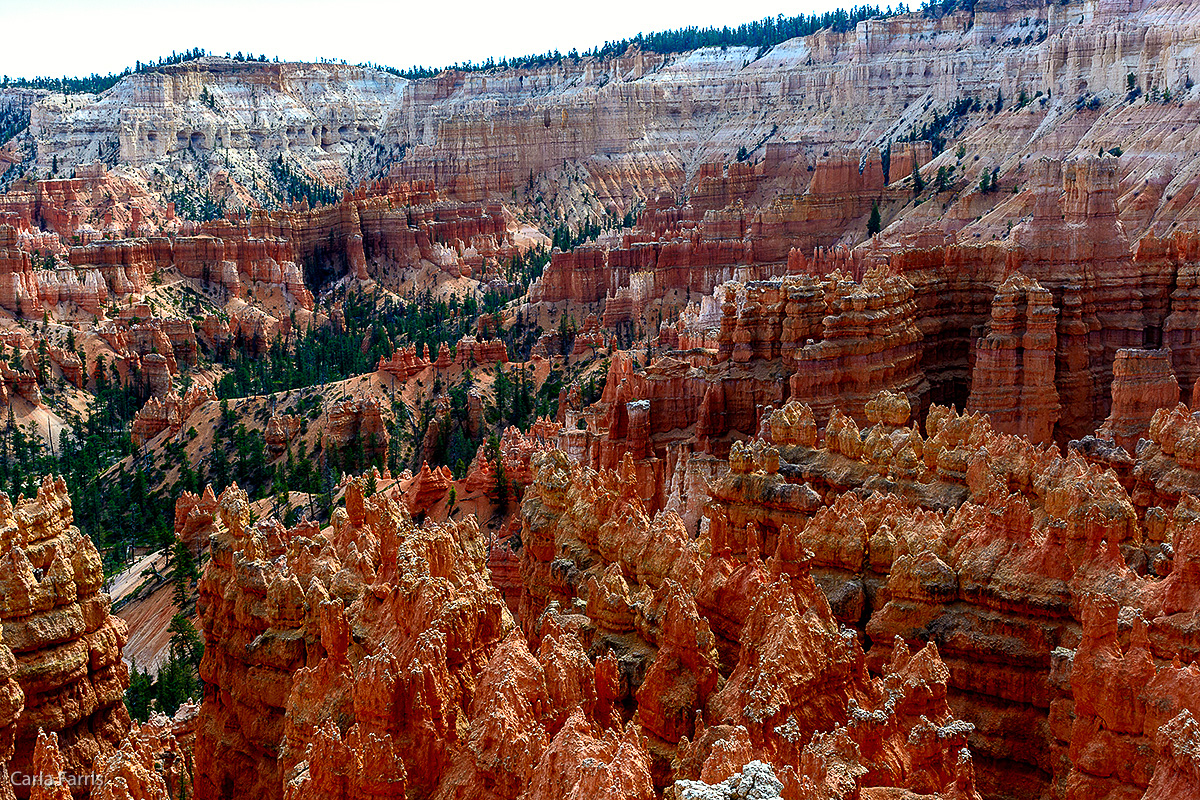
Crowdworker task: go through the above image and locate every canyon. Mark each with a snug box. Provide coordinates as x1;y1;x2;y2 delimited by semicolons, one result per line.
0;0;1199;798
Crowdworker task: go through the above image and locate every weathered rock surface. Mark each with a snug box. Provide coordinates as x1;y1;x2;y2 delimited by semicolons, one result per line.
320;397;389;468
194;478;510;800
6;0;1197;236
0;225;40;316
9;3;1200;798
0;629;22;800
514;440;982;798
968;273;1059;444
1129;404;1200;518
130;385;217;448
0;477;130;797
1098;349;1180;453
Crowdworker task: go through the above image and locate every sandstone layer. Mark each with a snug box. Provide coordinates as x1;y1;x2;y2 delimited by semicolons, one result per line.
0;477;131;797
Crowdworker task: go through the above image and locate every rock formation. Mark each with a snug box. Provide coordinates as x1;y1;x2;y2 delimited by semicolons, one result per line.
562;389;1200;800
375;345;431;380
401;462;452;516
0;477;130;797
1129;404;1200;519
320;397;389;468
26;701;196;800
194;479;510;800
176;439;993;800
2;0;1191;238
171;487;220;562
264;413;301;456
8;3;1200;798
130;385;217;448
0;632;22;800
786;266;925;424
0;225;41;317
454;336;508;367
968;273;1059;444
512;439;984;798
1097;349;1180;453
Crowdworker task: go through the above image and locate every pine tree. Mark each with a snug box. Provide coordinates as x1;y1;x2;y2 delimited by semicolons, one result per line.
170;540;198;610
125;661;155;721
868;201;882;236
210;440;231;491
494;366;511;421
911;163;925;195
936;166;950;192
168;613;202;664
494;460;509;513
36;338;48;381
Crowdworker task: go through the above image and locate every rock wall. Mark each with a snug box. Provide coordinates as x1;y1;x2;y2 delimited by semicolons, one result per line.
1097;348;1180;453
0;176;529;330
564;150;1200;458
0;225;41;316
15;0;1200;271
968;273;1059;444
0;477;130;797
572;265;926;482
786;265;926;423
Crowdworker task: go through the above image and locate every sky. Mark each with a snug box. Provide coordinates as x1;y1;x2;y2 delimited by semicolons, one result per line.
0;0;853;79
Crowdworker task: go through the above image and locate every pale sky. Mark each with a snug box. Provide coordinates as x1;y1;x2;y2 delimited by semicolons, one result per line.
0;0;854;79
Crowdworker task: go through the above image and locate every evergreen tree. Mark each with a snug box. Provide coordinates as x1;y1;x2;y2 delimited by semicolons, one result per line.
936;166;950;192
36;338;48;380
911;163;925;195
868;201;882;236
494;460;509;513
125;661;154;721
168;613;203;665
170;540;199;611
494;367;511;421
210;440;231;491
